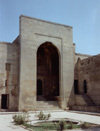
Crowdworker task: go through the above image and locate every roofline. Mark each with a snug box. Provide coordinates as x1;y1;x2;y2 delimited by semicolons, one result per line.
75;53;92;57
12;35;19;43
0;42;11;45
20;15;72;29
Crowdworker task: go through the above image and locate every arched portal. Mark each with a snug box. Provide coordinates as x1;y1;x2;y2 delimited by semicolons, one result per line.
37;42;59;101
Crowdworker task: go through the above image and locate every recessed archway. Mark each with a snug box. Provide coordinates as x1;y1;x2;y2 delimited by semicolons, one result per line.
37;42;59;101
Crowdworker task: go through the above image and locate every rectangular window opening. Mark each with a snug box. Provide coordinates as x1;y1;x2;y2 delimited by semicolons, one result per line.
74;80;79;94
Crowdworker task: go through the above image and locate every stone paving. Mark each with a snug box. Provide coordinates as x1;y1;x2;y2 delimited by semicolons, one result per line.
0;114;27;131
0;110;100;131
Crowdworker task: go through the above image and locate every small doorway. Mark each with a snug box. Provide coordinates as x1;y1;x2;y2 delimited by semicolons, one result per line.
83;80;87;94
1;94;9;109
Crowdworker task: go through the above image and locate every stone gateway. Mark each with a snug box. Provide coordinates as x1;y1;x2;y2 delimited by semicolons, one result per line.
0;15;100;112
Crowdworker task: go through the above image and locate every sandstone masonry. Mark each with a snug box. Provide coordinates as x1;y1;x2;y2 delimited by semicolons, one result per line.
0;15;99;112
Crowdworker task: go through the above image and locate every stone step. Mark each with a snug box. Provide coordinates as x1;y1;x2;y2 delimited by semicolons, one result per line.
36;107;60;110
36;101;60;110
37;101;58;105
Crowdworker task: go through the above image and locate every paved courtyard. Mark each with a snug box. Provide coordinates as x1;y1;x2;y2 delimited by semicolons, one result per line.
0;110;100;131
0;114;27;131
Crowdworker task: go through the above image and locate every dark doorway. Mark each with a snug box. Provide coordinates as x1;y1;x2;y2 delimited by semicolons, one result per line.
74;80;79;94
1;94;9;109
83;80;87;94
37;42;59;101
37;79;43;96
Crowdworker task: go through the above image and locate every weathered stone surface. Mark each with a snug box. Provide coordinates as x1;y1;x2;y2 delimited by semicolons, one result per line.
74;54;100;107
18;15;74;111
0;37;19;111
0;15;100;112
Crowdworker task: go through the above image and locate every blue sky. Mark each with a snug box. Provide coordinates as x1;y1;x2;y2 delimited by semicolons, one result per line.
0;0;100;55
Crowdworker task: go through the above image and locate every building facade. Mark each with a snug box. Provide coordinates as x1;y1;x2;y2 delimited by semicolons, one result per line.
0;15;100;112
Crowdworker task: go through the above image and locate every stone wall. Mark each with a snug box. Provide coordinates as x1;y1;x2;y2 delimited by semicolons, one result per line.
18;15;74;111
1;15;99;112
0;37;19;111
74;54;100;106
